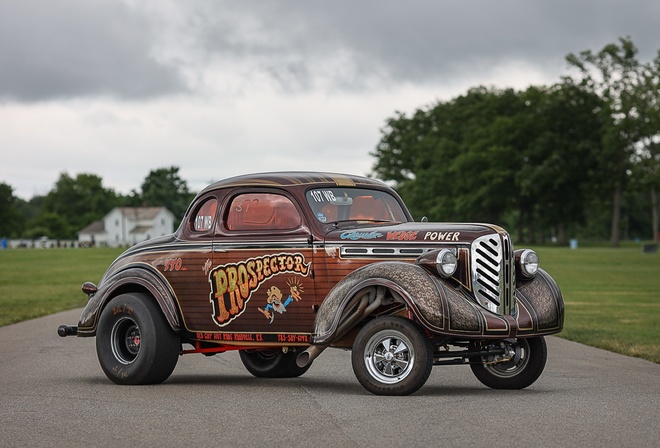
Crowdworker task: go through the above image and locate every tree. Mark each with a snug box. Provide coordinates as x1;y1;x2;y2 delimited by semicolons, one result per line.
23;212;71;240
442;88;525;224
517;83;605;244
632;140;660;242
566;37;660;246
140;166;194;224
41;173;120;239
0;182;23;238
372;87;526;224
632;50;660;242
372;85;604;245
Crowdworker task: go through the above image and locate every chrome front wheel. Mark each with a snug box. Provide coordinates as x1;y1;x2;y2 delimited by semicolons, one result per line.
351;316;432;395
363;329;415;384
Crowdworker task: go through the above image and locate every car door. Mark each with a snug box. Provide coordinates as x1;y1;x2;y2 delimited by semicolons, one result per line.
204;189;316;344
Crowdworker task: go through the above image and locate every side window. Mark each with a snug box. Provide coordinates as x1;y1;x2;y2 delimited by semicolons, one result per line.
193;198;218;232
226;193;302;231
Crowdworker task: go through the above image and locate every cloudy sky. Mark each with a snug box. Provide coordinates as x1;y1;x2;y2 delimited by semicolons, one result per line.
1;0;658;200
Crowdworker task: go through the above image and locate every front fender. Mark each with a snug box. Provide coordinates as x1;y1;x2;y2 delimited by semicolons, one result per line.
76;264;181;337
312;262;447;345
515;269;564;335
312;262;564;345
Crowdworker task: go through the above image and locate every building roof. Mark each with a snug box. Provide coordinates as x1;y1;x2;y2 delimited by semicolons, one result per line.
78;207;174;235
130;225;153;234
111;207;170;220
78;220;105;235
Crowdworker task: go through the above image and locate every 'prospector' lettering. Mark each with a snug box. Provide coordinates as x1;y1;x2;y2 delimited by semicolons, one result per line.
423;231;461;241
209;253;310;326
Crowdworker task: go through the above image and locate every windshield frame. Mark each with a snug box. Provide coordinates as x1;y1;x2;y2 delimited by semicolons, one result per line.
304;187;409;226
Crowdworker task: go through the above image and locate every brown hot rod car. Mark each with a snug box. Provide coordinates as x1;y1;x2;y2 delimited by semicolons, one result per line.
59;172;564;395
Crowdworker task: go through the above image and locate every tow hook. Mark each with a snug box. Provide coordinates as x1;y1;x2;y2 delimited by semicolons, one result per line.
57;325;78;337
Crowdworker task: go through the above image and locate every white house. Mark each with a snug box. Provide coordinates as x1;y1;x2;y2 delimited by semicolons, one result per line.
78;207;175;247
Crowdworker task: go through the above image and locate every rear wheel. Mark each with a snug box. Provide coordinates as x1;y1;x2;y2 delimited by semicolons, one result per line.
96;293;180;385
239;349;311;378
351;316;433;396
470;337;547;389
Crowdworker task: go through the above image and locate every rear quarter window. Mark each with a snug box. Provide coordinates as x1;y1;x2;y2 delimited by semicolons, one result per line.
193;198;218;232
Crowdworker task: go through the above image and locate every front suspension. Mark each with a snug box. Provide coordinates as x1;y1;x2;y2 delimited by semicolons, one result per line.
432;340;517;366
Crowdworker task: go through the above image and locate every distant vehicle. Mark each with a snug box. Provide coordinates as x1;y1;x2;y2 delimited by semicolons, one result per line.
59;172;564;395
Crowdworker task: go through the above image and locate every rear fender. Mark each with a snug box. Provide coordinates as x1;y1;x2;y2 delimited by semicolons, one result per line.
77;265;181;337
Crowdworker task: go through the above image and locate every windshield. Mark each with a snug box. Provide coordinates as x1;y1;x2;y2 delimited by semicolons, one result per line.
305;188;408;224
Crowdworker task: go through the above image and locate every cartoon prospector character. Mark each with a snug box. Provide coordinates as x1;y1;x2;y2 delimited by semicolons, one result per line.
258;280;303;324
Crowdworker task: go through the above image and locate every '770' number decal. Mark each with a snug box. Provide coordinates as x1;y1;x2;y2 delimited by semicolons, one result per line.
163;257;185;271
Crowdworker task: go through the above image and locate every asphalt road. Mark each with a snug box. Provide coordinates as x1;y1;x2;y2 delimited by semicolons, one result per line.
1;308;659;448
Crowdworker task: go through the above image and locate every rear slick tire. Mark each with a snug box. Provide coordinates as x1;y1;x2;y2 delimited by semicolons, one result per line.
96;293;180;385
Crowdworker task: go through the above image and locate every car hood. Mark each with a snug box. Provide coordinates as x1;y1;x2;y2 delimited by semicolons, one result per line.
323;222;504;246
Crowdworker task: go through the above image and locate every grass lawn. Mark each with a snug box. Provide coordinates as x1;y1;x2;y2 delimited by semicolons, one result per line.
0;248;123;326
1;244;658;363
533;244;660;363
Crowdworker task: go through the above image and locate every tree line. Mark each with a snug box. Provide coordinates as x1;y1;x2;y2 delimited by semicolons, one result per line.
371;37;659;246
0;166;194;240
2;38;658;246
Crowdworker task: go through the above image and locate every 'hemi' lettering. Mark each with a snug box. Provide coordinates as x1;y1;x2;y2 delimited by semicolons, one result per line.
423;231;460;241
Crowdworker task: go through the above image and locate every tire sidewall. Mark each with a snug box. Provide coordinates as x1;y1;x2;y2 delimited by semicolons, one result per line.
351;316;433;396
96;293;179;385
470;336;547;389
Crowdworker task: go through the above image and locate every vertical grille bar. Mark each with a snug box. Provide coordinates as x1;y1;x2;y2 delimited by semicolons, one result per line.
471;233;516;315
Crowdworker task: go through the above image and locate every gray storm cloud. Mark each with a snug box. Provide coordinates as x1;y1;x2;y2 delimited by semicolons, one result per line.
1;0;657;102
0;0;186;101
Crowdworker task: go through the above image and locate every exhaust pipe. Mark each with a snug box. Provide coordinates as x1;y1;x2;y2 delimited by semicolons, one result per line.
296;286;386;368
57;325;78;337
296;345;328;368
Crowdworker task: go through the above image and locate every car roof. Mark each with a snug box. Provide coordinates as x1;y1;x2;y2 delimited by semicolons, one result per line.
198;171;389;194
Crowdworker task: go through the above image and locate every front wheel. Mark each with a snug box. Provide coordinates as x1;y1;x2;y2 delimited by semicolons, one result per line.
470;337;547;389
96;293;180;385
351;316;433;396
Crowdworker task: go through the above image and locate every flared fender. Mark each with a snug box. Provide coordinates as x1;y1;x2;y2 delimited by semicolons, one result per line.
515;269;565;335
311;262;564;345
312;261;448;345
76;265;181;337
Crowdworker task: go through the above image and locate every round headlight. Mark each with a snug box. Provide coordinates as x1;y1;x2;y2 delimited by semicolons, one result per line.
436;249;457;277
520;249;539;277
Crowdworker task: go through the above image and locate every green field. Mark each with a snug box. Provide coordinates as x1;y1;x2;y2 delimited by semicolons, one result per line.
0;248;123;326
1;245;658;363
532;245;660;363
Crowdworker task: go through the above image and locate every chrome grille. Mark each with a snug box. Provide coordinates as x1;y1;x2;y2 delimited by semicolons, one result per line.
471;233;516;315
340;246;431;258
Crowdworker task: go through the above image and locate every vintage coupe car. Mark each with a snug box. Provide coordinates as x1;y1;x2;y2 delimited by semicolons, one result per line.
59;172;563;395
